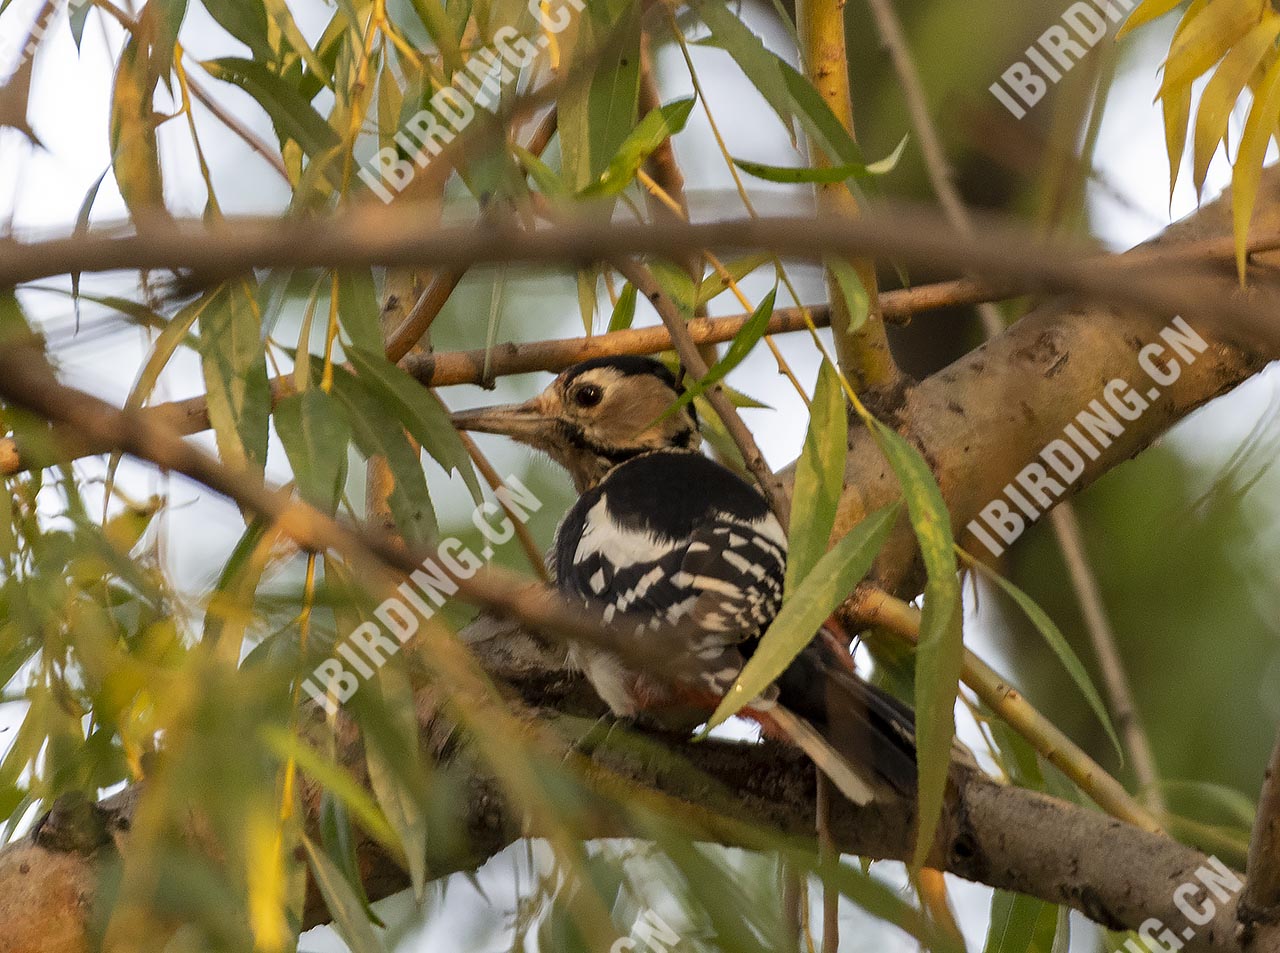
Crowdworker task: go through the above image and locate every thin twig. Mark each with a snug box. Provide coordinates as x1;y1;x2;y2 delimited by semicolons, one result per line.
184;62;290;181
459;431;549;582
5;213;1278;350
0;341;704;679
816;775;838;953
847;587;1163;833
384;270;466;363
1048;506;1163;803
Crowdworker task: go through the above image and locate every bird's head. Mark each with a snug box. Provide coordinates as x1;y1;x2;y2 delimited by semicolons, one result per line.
452;356;701;491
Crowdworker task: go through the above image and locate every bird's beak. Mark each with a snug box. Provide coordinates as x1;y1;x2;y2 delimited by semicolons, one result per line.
451;395;556;445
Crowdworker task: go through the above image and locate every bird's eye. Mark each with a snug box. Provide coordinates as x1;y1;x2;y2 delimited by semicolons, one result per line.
573;384;603;408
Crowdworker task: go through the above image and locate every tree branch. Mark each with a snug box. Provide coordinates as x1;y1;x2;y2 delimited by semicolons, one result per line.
3;208;1280;352
0;279;1000;478
862;0;1165;806
0;628;1256;953
1240;733;1280;948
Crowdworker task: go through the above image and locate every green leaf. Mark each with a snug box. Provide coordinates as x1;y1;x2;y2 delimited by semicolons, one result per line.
334;268;385;353
274;389;351;513
201;57;341;159
696;6;881;194
105;289;213;499
659;288;777;421
576;268;597;333
866;135;910;174
110;37;167;221
693;253;773;307
647;259;695;319
557;3;642;191
966;553;1124;762
706;502;900;730
364;665;429;898
264;728;400;854
330;366;439;545
199;0;274;62
734;136;907;184
302;834;386;953
735;157;873;184
864;417;961;871
69;170;108;313
826;256;869;335
406;0;464;74
608;282;638;332
579;97;696;198
512;142;570;197
146;0;188;86
784;360;847;598
199;283;271;473
983;890;1052;953
1157;779;1257;827
263;0;332;86
201;517;271;650
777;60;866;167
70;0;92;47
344;347;481;501
695;1;799;147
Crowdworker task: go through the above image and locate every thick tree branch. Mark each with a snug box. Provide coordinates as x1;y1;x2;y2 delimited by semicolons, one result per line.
1241;733;1280;948
0;629;1257;952
815;172;1280;592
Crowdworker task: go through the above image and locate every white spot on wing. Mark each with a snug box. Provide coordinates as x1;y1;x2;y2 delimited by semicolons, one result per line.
574;496;681;569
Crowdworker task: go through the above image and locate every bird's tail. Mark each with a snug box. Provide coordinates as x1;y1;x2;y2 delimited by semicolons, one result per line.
771;642;918;805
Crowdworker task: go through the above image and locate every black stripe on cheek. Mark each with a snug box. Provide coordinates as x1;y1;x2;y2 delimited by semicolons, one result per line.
557;421;645;465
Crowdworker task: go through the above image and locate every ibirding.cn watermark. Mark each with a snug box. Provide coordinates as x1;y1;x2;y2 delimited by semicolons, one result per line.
302;476;542;714
358;0;585;203
967;316;1207;558
990;0;1138;119
1119;856;1242;953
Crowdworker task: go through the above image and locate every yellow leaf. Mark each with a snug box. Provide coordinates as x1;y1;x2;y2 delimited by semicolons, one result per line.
1161;82;1194;198
1117;0;1188;39
1232;52;1280;281
247;807;291;953
1193;13;1280;195
1160;0;1264;95
109;37;167;221
1158;0;1210;198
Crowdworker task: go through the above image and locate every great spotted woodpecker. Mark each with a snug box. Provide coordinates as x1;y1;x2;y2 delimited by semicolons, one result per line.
454;355;916;801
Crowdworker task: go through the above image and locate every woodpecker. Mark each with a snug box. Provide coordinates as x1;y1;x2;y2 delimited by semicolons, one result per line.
454;355;916;800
